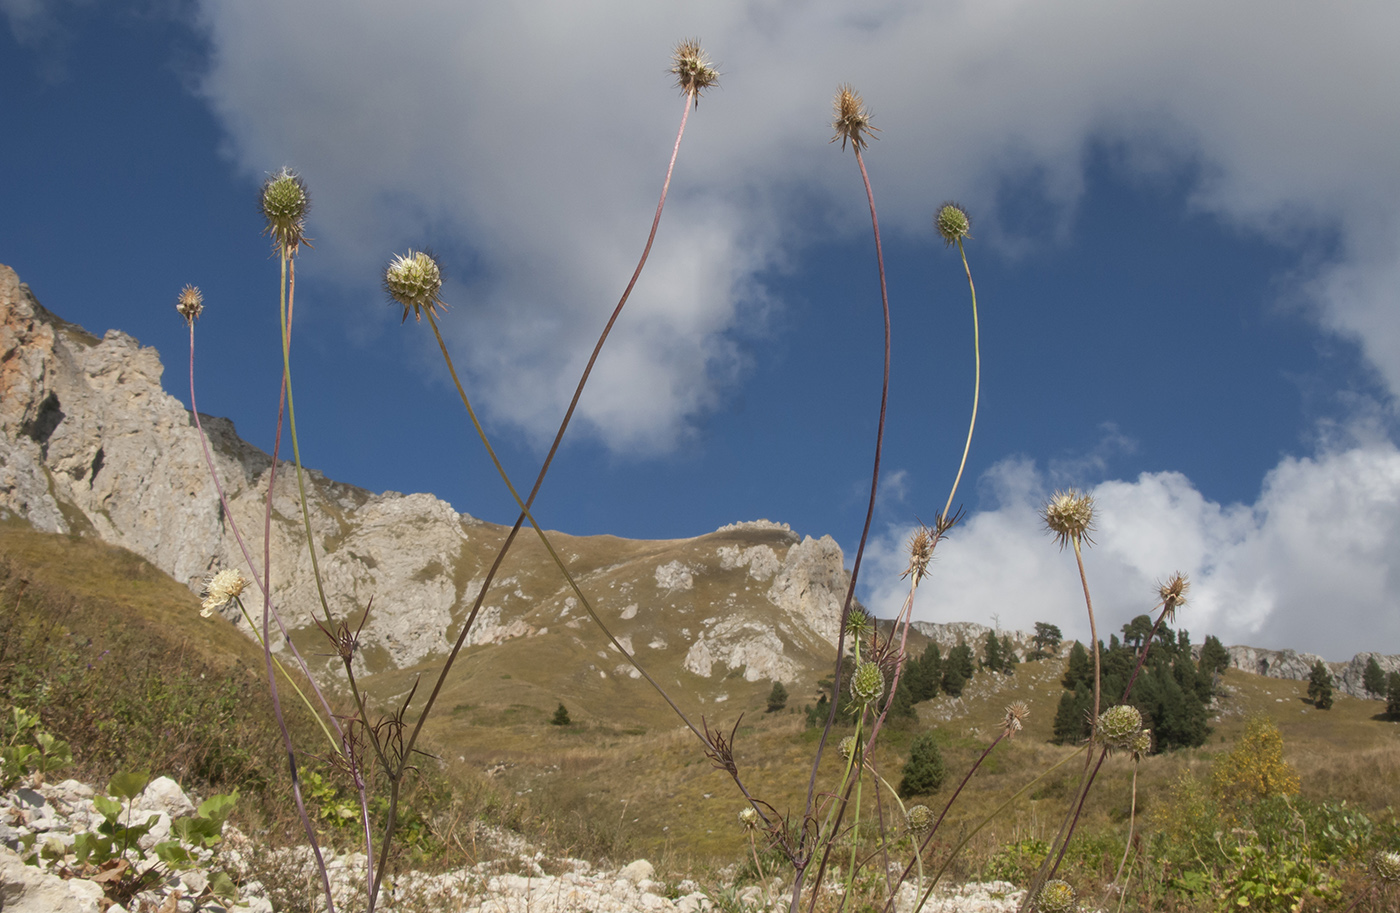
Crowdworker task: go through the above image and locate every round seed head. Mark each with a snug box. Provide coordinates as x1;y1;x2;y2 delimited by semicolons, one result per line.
384;250;446;323
1372;850;1400;884
176;285;204;325
831;84;878;152
906;804;934;835
851;661;884;705
201;567;249;618
671;39;719;104
1095;704;1144;751
1034;879;1077;913
259;168;310;255
738;807;759;830
838;735;860;762
935;202;971;247
1042;489;1095;550
844;606;873;638
1131;729;1153;759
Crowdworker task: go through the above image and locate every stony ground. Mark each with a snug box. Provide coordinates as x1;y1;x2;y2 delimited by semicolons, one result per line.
2;775;1028;913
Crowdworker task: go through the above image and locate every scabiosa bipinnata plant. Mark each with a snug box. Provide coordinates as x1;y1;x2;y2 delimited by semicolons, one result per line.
904;524;935;585
830;84;878;152
906;804;934;835
1033;879;1077;913
384;249;446;323
671;39;719;104
176;285;203;325
201;568;249;618
851;661;885;706
1095;704;1144;752
259;167;310;255
1043;490;1095;550
839;735;861;762
1158;572;1189;620
738;807;760;830
935;202;971;247
1002;702;1030;739
1372;850;1400;884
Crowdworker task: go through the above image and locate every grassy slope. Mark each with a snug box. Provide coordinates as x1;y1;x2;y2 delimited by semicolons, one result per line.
5;521;1400;896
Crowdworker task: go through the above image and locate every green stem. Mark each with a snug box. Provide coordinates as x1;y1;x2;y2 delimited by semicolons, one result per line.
940;237;980;522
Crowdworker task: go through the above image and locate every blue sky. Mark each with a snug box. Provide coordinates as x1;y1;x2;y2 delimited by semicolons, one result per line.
4;2;1399;659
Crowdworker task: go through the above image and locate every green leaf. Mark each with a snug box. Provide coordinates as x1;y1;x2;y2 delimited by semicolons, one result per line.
197;791;238;823
92;794;122;822
107;770;151;801
206;871;238;902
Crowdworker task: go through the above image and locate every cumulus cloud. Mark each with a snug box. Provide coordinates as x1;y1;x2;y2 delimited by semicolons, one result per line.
862;440;1400;661
188;0;1400;451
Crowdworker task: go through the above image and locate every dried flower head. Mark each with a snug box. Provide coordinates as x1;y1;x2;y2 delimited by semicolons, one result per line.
838;735;860;762
259;168;310;255
671;39;719;104
1371;850;1400;884
831;84;878;152
906;804;934;835
851;661;885;706
1095;704;1145;751
1002;702;1030;738
201;568;249;618
935;202;972;247
738;807;760;830
1033;879;1077;913
1158;572;1190;621
176;285;204;325
384;250;446;323
903;525;935;585
1042;489;1095;550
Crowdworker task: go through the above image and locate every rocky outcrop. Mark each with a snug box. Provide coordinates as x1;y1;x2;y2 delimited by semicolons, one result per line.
1223;646;1400;699
766;535;850;647
0;264;484;671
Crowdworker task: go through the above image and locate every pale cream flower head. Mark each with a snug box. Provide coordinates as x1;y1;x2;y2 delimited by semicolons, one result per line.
1042;489;1095;550
201;568;249;618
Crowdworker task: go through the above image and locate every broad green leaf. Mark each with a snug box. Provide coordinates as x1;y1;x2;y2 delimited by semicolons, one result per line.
107;770;151;801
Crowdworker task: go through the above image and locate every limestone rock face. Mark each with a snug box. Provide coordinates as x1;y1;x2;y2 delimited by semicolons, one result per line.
767;535;849;647
0;263;476;670
1223;645;1400;699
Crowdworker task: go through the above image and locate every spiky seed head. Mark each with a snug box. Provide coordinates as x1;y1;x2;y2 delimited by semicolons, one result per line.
738;807;759;830
1095;704;1144;751
1158;572;1190;621
844;606;873;638
259;168;310;255
384;250;446;323
904;525;934;585
831;84;878;152
671;39;719;104
935;202;972;247
201;568;249;618
1002;702;1030;738
1033;879;1077;913
906;805;934;835
176;285;204;325
1371;850;1400;883
1042;489;1096;550
838;735;860;762
851;661;884;705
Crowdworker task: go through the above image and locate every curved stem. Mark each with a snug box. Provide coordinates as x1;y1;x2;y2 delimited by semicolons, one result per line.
940;237;980;521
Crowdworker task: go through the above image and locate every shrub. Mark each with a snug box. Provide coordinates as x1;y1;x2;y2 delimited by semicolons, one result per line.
766;681;788;713
1211;717;1300;808
898;732;946;797
550;703;571;726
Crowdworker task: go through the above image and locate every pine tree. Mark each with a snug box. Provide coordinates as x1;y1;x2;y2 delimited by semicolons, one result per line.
898;733;947;797
1001;635;1019;671
1387;672;1400;717
1031;622;1063;660
1306;661;1334;710
1061;641;1092;690
550;703;571;726
767;681;789;713
1199;635;1231;678
982;631;1003;674
1363;655;1386;699
943;644;974;696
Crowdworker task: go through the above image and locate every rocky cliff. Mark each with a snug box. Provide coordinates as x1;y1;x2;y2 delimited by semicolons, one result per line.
0;265;857;693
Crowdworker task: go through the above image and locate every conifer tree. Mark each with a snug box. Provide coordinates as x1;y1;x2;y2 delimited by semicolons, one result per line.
1199;635;1231;678
1363;655;1386;699
1307;660;1334;710
898;733;947;797
1031;622;1062;660
1387;672;1400;717
982;631;1003;673
766;681;789;713
550;703;572;726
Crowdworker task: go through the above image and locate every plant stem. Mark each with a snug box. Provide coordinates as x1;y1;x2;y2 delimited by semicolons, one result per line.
940;237;980;521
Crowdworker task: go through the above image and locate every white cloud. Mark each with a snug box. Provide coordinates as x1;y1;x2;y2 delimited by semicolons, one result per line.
862;440;1400;661
190;0;1400;451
